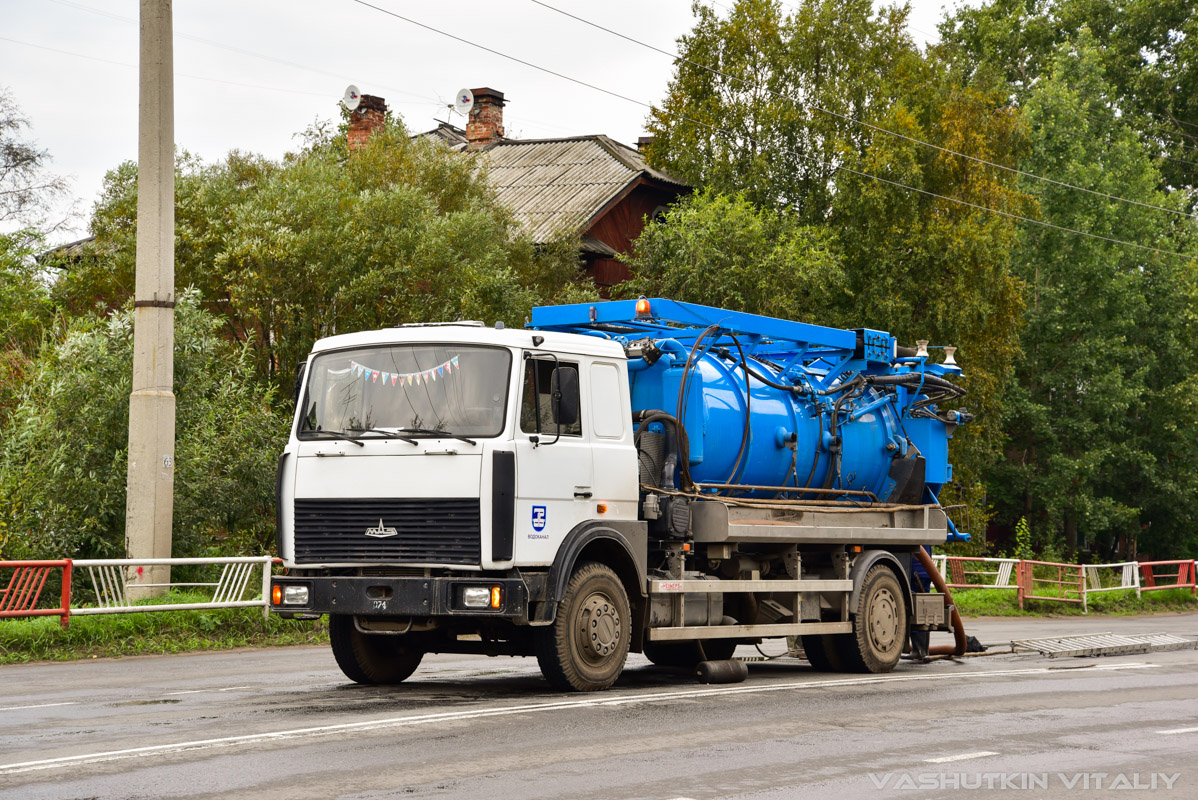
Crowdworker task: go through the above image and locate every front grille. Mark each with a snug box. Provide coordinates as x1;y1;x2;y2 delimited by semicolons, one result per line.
293;498;481;565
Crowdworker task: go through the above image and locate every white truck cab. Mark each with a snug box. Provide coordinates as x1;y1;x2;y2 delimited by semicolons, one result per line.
278;323;639;571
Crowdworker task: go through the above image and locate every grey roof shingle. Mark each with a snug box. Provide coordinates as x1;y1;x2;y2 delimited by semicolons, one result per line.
484;135;686;242
417;127;687;243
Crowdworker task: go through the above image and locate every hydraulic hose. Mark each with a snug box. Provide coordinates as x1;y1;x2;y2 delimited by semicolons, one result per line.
634;410;693;492
914;547;967;657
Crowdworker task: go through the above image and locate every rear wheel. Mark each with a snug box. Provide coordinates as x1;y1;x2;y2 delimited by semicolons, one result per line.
329;614;424;685
800;634;848;672
643;638;738;668
535;562;630;692
839;564;908;673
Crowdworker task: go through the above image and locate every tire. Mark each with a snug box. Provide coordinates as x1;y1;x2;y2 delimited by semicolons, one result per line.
329;614;424;685
643;638;738;668
800;634;848;672
535;562;631;692
839;564;908;673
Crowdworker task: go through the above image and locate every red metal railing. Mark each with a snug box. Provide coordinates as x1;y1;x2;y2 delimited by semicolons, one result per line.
1017;560;1086;611
1139;560;1197;596
0;560;72;627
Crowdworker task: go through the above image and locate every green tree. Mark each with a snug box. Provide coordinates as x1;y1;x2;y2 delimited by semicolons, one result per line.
0;88;70;425
646;0;918;217
987;36;1198;558
0;291;283;560
622;190;848;321
939;0;1198;195
643;1;1030;532
59;118;585;396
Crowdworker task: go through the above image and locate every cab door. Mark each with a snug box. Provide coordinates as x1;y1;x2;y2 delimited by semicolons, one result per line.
513;355;594;566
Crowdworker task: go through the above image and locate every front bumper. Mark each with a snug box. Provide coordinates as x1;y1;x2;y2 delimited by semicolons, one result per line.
270;575;529;620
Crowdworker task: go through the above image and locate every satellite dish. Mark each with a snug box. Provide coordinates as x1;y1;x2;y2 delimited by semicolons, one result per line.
341;85;361;112
453;88;474;116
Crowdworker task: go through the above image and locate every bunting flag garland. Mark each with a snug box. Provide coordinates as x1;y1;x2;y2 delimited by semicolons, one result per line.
336;355;460;389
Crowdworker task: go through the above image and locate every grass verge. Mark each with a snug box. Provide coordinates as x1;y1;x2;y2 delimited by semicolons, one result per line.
0;591;328;664
952;587;1198;617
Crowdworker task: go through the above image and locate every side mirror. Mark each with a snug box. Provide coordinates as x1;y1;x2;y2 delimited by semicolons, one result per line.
550;367;579;427
293;359;308;407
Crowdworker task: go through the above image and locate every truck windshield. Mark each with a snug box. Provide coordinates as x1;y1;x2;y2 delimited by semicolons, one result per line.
298;344;511;439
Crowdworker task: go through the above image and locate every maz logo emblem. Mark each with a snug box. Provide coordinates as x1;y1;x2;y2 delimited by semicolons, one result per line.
364;518;398;538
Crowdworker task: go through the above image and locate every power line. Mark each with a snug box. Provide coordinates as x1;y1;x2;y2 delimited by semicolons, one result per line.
41;0;595;141
528;0;1196;222
346;1;658;120
41;0;444;110
0;36;333;98
348;0;1195;261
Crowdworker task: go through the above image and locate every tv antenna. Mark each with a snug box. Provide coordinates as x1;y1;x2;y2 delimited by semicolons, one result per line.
341;85;361;112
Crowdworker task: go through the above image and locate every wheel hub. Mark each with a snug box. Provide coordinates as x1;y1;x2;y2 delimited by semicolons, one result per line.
867;586;899;652
579;593;621;659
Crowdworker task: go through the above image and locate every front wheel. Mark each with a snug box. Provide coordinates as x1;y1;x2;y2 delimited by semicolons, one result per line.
329;614;424;685
535;562;630;692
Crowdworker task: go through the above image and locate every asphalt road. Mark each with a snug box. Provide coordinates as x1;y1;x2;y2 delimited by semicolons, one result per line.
2;614;1197;799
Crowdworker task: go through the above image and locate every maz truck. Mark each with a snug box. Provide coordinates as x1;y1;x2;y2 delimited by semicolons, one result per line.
270;298;969;691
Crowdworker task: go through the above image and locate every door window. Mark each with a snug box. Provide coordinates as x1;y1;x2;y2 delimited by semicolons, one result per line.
520;360;582;437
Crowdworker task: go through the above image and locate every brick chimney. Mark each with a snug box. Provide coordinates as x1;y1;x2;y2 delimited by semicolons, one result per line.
466;88;506;149
347;94;387;150
636;136;655;153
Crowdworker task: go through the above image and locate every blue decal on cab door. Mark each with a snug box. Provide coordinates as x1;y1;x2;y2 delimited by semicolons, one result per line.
531;505;547;532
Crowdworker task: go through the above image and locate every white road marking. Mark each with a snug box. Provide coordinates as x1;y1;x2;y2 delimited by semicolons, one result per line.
925;751;999;763
165;686;253;696
0;662;1159;776
1156;726;1198;735
0;702;77;712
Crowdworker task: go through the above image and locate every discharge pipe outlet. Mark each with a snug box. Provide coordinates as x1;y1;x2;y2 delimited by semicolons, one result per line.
695;659;749;684
914;547;967;657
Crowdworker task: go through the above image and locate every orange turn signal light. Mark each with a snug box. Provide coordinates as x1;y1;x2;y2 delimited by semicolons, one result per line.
596;503;608;514
271;584;282;605
491;586;502;609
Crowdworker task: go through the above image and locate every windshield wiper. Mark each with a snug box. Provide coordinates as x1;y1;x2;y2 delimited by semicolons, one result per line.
349;427;418;445
299;429;365;447
397;427;478;446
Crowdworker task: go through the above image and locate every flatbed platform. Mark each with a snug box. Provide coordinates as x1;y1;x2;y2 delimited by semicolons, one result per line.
690;500;950;547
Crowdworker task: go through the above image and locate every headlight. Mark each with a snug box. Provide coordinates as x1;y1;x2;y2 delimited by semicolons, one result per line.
282;585;309;606
461;586;491;608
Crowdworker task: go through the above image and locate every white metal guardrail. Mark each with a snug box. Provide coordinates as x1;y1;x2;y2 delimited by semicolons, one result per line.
931;555;1019;589
1084;562;1142;599
71;557;274;619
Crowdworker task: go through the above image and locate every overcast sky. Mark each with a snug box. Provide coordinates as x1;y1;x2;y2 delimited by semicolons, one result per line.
3;0;956;243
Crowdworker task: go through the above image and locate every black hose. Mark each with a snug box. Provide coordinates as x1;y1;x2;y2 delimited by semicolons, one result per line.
799;411;822;499
675;325;721;491
634;410;693;492
726;334;752;486
867;372;965;395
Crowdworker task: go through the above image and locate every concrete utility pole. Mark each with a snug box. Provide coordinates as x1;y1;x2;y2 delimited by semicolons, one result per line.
125;0;175;599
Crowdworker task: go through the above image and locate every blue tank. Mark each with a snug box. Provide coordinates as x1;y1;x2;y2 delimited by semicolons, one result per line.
530;298;970;507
